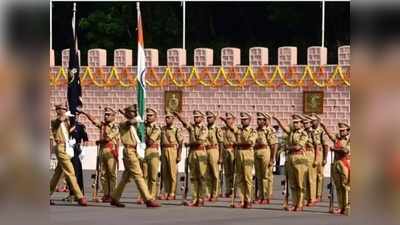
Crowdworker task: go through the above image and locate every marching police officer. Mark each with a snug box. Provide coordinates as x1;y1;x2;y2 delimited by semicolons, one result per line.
174;111;208;207
273;114;308;211
49;104;88;206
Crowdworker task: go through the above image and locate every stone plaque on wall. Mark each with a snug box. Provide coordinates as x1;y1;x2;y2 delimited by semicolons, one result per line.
165;90;182;113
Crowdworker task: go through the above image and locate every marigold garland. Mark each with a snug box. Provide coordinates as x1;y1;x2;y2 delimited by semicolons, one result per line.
49;65;350;88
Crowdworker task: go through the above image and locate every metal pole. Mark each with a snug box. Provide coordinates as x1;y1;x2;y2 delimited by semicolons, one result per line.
50;1;52;50
182;0;186;49
321;0;325;47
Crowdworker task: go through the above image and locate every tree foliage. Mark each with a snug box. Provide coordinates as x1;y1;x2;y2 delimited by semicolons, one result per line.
52;2;350;65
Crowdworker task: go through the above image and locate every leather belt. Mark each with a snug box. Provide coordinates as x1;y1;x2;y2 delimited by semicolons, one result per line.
206;144;218;150
289;149;305;155
224;144;235;149
162;144;177;148
124;144;137;149
237;143;252;150
189;144;206;151
147;143;160;149
254;144;268;150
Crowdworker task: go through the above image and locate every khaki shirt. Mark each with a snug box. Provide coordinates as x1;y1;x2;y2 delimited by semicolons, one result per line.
287;128;308;148
119;121;137;146
221;126;237;147
255;126;278;149
184;123;208;145
304;128;315;149
98;121;119;146
145;122;161;145
312;126;327;146
161;125;184;146
50;118;70;143
206;124;223;146
235;126;257;147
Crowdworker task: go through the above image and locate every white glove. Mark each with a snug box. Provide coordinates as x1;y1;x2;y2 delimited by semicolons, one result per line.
135;115;144;123
137;142;146;158
79;147;85;161
68;138;76;146
65;111;75;117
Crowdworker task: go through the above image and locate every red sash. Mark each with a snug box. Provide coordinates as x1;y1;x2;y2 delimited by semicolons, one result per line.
101;124;119;160
105;142;119;160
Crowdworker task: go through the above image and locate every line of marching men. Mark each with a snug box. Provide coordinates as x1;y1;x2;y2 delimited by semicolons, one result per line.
49;103;350;215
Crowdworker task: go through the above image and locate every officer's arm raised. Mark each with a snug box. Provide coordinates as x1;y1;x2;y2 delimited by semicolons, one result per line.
173;112;189;129
219;117;236;132
176;128;184;163
118;109;128;118
78;110;101;128
272;116;290;134
320;123;336;143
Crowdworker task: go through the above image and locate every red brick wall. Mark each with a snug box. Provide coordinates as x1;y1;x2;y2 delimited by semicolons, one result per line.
49;65;350;145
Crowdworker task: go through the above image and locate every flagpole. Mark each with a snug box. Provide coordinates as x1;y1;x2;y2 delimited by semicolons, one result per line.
50;0;53;50
321;0;325;47
182;0;186;49
73;2;78;50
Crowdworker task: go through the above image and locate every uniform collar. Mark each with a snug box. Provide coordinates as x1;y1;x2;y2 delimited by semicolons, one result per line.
339;134;349;140
294;128;304;133
102;121;114;127
208;123;216;129
305;127;313;132
166;124;175;129
257;126;266;131
193;122;202;128
242;126;251;131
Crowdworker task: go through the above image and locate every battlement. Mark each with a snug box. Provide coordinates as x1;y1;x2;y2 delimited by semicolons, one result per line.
49;45;350;147
50;45;350;67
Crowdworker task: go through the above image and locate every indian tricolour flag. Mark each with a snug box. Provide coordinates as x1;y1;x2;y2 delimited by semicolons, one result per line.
136;2;146;155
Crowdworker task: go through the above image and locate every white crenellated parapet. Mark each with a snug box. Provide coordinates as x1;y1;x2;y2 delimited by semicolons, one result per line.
221;47;240;66
249;47;268;66
278;46;297;65
144;48;159;67
88;48;107;67
167;48;186;67
338;45;350;66
62;48;81;68
53;46;351;67
50;49;55;67
307;46;327;65
194;48;213;66
114;49;132;67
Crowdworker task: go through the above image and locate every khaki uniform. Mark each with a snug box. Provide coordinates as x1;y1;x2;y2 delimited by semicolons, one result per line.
234;126;257;204
97;121;119;197
221;125;236;196
332;134;351;214
143;122;161;198
254;126;278;200
49;118;84;200
286;128;309;208
160;125;184;197
111;121;154;201
205;124;223;198
304;127;317;203
184;123;208;202
311;126;327;199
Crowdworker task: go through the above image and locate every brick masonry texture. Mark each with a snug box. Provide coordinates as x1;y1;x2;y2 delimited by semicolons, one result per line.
49;66;350;145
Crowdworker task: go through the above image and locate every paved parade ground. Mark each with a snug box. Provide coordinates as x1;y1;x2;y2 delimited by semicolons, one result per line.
50;171;351;225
